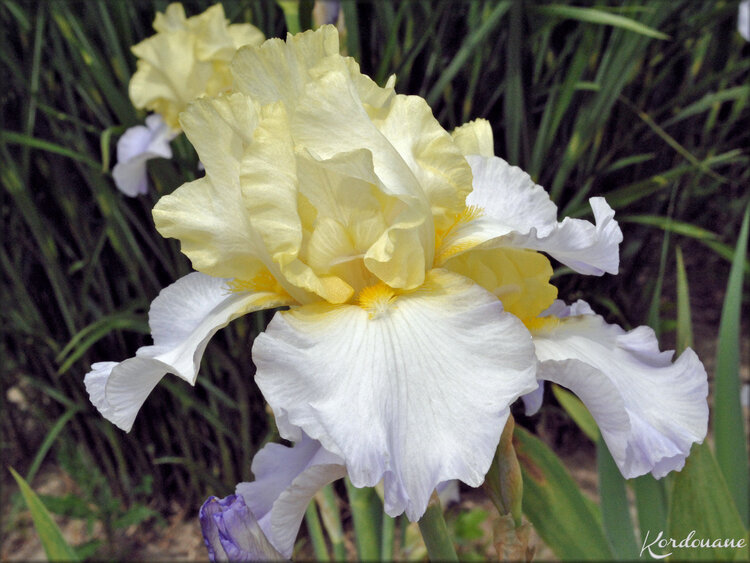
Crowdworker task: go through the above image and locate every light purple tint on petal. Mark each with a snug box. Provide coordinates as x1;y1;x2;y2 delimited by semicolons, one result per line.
112;114;175;196
531;300;708;479
199;495;283;561
739;0;750;41
521;380;545;416
237;433;346;558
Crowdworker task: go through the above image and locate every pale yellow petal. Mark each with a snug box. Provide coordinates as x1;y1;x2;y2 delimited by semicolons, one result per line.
130;3;265;130
368;94;474;232
153;3;187;33
231;25;340;107
451;119;495;157
228;23;266;50
444;247;557;323
153;176;266;281
240;102;353;304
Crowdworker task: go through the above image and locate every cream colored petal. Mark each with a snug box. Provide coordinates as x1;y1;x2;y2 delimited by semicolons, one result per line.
292;70;434;288
227;23;266;50
179;93;260;186
239;102;353;304
188;4;236;61
443;247;557;323
153;3;187;33
154;94;268;282
153;176;266;281
369;94;474;232
130;31;214;129
451;119;495;157
231;25;340;107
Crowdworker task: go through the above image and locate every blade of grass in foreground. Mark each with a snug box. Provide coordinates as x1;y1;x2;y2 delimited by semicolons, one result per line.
597;438;639;560
665;237;749;560
9;467;80;562
713;203;750;528
514;426;613;560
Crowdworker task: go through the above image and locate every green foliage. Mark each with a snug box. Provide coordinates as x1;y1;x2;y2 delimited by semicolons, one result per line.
514;426;613;560
667;442;749;561
713;204;750;527
2;0;748;558
9;467;80;562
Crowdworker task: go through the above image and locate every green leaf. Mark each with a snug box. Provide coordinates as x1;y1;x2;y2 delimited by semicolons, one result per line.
552;384;599;442
597;438;639;560
1;130;100;170
9;467;80;562
632;475;667;548
620;215;720;242
666;442;749;561
714;203;750;528
425;2;511;106
533;5;670;40
675;245;693;353
514;426;613;560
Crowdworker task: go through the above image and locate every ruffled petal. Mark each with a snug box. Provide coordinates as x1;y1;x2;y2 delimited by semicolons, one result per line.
445;155;623;275
451;119;495;157
253;269;537;520
112;114;175;197
130;4;264;130
153;95;271;283
237;434;346;558
231;25;341;108
531;300;708;478
84;272;292;431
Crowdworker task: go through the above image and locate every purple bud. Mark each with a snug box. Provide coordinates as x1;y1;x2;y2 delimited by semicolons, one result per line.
199;494;283;561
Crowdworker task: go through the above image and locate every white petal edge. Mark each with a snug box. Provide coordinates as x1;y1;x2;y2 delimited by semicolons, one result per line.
456;155;623;276
531;300;708;478
253;268;537;520
521;381;545;416
236;433;346;558
112;114;176;197
84;272;292;431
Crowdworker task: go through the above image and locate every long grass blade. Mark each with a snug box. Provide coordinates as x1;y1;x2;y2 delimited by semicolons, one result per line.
713;203;750;527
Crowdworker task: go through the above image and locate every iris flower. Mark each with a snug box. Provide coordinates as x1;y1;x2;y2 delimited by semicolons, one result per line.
112;2;265;196
86;26;707;523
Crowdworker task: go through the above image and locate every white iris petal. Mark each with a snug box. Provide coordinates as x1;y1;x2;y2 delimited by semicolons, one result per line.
531;300;708;478
84;272;291;431
253;269;537;520
455;155;623;275
112;114;176;197
237;433;346;558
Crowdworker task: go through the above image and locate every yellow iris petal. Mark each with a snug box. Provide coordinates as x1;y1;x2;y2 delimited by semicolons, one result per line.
130;3;264;131
444;247;557;323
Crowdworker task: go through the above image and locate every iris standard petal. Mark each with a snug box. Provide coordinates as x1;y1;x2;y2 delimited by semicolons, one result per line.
84;272;292;431
237;434;346;558
130;3;264;130
451;118;495;158
253;269;537;520
531;300;708;478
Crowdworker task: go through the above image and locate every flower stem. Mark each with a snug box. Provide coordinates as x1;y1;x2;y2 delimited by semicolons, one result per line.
418;492;458;562
344;478;381;560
